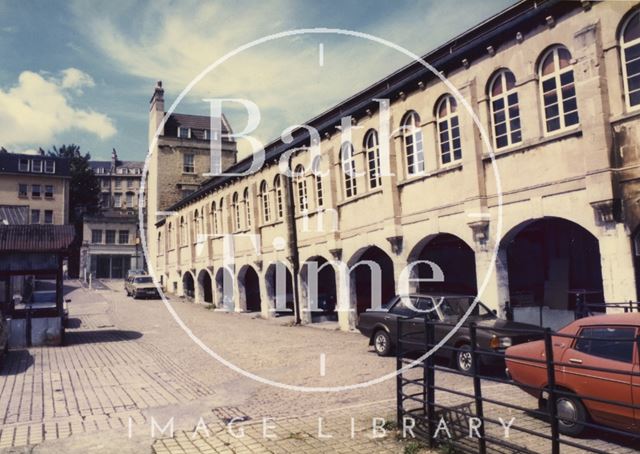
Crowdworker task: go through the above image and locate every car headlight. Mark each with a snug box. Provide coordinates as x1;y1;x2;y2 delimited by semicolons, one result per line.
490;335;512;349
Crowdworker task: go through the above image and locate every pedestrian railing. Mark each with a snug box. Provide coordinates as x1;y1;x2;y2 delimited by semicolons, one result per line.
395;316;640;453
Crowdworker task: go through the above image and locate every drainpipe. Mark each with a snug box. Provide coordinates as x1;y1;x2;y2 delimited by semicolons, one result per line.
284;157;302;325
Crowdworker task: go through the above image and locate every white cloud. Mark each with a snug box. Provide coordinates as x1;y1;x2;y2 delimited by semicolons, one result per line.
0;68;116;147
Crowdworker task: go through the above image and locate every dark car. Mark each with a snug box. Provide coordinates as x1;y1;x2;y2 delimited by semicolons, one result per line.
356;294;543;372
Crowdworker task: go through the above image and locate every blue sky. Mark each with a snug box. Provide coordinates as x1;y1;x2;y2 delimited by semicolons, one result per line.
0;0;514;161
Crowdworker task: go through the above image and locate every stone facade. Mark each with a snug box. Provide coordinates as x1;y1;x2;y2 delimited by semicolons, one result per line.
148;1;640;330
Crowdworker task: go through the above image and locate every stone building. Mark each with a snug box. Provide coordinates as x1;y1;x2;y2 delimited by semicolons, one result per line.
80;150;144;279
148;0;640;330
0;151;71;225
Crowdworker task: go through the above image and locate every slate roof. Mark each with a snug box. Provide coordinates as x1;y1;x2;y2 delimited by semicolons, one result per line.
0;152;71;177
164;112;233;141
0;225;76;252
0;205;29;225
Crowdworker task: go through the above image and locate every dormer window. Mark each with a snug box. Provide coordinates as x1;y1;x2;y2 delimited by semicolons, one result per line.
96;167;104;174
44;160;55;173
203;129;209;140
178;127;191;139
18;159;29;172
32;160;43;172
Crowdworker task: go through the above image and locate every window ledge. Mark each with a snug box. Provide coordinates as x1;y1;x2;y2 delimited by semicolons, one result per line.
260;219;284;228
397;162;463;188
482;127;583;161
337;187;383;208
610;108;640;125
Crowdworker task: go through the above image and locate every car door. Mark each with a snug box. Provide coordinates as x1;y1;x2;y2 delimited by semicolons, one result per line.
561;325;635;430
634;350;640;430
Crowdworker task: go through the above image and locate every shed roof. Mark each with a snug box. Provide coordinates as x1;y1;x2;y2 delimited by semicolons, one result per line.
0;225;76;252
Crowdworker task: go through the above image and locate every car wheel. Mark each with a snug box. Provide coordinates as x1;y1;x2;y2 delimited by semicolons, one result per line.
373;330;392;356
132;291;138;299
455;344;474;373
549;393;587;436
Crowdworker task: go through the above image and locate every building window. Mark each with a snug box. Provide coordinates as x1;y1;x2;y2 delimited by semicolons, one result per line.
211;201;218;234
118;230;129;244
312;157;324;208
126;192;134;208
31;209;40;224
92;229;102;244
105;230;116;244
539;46;579;133
157;231;163;255
489;70;522;149
179;216;186;245
341;142;358;198
116;168;124;175
167;222;173;249
260;181;271;223
44;160;55;173
127;179;133;188
44;185;54;198
621;11;640;109
274;175;284;219
364;129;381;189
178;127;190;139
193;209;200;241
96;167;104;175
32;184;41;198
43;210;53;224
31;160;42;172
115;178;121;189
218;198;224;233
401;111;425;175
183;154;195;173
101;179;109;188
243;188;251;228
18;184;27;197
114;193;122;207
232;192;241;232
18;159;29;172
437;95;462;165
294;165;308;212
101;193;110;208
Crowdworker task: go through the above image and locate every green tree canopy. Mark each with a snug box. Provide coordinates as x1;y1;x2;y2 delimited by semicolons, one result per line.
47;144;100;223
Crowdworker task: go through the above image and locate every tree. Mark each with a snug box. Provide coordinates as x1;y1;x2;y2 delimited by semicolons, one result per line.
47;144;100;223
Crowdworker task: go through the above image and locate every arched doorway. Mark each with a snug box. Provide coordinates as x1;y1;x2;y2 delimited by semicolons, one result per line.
182;271;195;299
238;265;261;312
197;269;213;304
408;233;477;294
214;266;234;311
265;262;294;314
501;217;603;328
349;246;395;316
301;256;337;322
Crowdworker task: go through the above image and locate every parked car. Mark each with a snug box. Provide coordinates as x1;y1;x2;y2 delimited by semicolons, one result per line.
505;313;640;436
126;269;146;280
356;294;543;372
125;275;159;299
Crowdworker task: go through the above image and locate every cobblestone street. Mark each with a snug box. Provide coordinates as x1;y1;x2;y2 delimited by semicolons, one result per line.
0;281;638;453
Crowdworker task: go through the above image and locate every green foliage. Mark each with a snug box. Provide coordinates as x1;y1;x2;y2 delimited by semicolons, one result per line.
47;144;100;223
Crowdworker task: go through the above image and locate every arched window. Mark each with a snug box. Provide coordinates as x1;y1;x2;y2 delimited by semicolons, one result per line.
274;175;284;219
621;10;640;109
211;201;218;235
193;209;199;243
436;95;462;164
232;192;240;232
167;222;173;250
341;142;358;198
179;216;186;246
489;70;521;149
539;46;579;133
312;156;324;208
294;165;308;212
401;111;425;175
260;180;271;223
243;187;251;229
157;231;163;255
364;129;381;189
218;198;224;233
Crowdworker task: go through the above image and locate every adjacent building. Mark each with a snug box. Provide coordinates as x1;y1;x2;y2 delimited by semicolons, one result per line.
0;151;71;225
148;1;640;330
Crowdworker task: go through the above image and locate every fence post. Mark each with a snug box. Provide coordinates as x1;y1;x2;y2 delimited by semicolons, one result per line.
426;318;436;448
544;328;560;454
469;323;486;454
396;317;403;427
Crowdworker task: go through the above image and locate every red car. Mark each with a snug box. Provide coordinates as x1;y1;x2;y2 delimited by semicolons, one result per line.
505;313;640;436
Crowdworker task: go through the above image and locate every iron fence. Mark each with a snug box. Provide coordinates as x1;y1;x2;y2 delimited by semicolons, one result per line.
395;315;640;453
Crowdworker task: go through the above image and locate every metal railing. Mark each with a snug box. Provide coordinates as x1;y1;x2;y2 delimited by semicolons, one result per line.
395;316;640;453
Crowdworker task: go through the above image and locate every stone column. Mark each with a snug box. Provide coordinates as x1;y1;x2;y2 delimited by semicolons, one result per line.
598;222;637;303
470;223;510;316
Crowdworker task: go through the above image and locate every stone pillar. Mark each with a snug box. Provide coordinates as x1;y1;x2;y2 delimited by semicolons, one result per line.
598;223;637;303
470;222;510;316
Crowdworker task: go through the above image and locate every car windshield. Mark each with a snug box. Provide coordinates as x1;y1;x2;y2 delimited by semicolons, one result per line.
437;297;494;319
134;277;153;284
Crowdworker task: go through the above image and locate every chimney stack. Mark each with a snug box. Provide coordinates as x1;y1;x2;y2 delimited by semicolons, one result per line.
150;80;164;113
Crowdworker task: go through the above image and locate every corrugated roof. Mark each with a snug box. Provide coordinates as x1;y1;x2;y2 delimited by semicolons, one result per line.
0;225;76;252
0;205;29;225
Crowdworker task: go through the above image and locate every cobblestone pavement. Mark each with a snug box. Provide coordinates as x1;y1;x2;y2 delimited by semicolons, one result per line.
0;281;638;453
